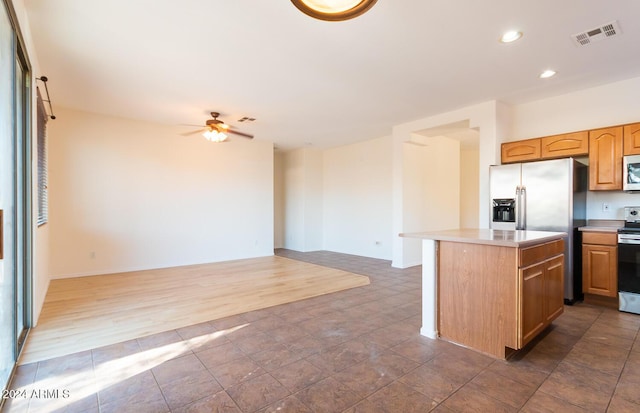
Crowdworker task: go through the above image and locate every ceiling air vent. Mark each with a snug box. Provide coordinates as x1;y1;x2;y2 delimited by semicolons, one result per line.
572;20;622;46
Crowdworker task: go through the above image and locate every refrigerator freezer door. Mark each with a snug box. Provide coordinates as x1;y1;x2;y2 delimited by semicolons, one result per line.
489;164;521;230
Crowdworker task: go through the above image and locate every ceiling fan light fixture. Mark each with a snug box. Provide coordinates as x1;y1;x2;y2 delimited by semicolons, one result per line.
203;128;228;142
291;0;377;21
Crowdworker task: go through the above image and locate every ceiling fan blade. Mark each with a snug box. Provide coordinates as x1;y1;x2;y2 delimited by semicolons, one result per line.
180;128;206;136
227;129;254;139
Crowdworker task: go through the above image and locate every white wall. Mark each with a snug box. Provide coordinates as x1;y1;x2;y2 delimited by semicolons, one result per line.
323;136;393;259
586;191;640;220
510;75;640;220
48;107;274;278
282;148;323;251
511;77;640;141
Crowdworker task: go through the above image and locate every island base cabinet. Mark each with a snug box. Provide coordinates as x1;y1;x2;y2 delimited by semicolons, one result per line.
520;263;546;346
519;254;565;348
545;256;565;322
438;239;564;359
438;242;518;359
517;240;564;349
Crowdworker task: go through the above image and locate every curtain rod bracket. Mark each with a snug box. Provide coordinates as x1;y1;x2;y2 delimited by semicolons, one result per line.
36;76;56;120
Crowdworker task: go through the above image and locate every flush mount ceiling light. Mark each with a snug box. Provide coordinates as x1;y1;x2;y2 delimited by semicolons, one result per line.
291;0;378;21
500;30;523;43
539;69;557;79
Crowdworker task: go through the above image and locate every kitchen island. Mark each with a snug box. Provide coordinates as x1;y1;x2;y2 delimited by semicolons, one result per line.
401;229;567;359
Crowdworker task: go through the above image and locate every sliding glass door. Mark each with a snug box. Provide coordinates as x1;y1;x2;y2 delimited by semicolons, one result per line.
1;0;31;393
15;52;30;352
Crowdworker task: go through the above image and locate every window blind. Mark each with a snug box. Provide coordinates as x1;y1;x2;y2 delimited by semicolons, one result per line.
36;87;48;226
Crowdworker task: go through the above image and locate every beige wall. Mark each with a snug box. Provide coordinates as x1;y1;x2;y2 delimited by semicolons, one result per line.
460;148;480;228
403;136;461;234
323;136;393;259
48;108;274;278
273;152;285;249
281;148;323;252
392;101;502;268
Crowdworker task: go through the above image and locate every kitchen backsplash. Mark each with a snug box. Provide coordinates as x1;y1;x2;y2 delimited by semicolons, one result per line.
587;190;640;220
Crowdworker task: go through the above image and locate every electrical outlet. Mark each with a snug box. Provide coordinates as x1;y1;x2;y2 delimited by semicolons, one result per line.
602;203;610;212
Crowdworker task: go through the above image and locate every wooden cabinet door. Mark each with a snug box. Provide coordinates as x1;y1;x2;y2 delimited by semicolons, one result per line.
582;244;617;297
541;131;589;159
589;126;623;190
544;256;564;322
501;138;541;164
520;263;546;347
623;123;640;155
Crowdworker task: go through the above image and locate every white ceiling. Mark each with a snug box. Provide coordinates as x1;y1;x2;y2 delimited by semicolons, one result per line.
22;0;640;150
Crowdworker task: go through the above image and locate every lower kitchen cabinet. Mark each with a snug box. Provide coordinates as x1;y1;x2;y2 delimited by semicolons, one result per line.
582;232;617;297
544;255;565;322
521;262;545;346
519;242;565;348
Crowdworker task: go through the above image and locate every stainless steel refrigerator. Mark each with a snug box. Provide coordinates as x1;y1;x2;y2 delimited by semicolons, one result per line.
490;158;587;303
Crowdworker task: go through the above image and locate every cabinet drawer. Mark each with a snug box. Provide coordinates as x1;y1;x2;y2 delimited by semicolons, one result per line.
520;239;564;268
582;232;617;246
546;239;565;257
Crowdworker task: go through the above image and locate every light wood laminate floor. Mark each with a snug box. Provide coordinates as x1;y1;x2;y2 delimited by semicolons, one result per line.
19;255;369;364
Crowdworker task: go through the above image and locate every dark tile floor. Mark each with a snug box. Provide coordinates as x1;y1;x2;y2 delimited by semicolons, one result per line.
4;249;640;413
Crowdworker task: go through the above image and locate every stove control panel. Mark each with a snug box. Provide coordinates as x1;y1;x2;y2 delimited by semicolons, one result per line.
624;206;640;223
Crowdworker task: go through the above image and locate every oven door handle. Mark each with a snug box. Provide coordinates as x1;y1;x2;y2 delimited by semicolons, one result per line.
619;237;640;245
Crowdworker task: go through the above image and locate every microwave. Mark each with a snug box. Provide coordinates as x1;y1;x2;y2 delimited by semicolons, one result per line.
624;155;640;191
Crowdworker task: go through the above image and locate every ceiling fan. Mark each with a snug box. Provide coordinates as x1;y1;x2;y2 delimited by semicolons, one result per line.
182;112;254;142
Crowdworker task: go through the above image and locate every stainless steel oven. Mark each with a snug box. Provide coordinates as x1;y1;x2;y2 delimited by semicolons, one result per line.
618;207;640;314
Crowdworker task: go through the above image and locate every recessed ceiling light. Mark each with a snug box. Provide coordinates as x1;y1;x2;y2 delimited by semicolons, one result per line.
539;69;557;79
500;30;523;43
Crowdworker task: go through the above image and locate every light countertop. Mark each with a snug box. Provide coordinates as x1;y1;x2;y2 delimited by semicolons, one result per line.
578;226;620;233
400;228;567;248
578;219;624;233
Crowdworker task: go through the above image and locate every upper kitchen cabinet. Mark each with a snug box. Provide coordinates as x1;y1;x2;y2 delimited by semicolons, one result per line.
501;138;541;164
502;132;589;164
541;131;589;159
589;126;623;190
623;122;640;155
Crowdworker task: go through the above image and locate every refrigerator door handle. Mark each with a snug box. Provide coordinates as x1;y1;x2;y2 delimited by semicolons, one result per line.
515;186;522;230
520;186;527;230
